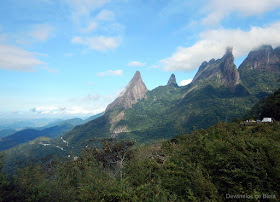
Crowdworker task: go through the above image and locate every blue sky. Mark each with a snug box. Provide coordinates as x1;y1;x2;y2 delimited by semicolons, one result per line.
1;0;280;119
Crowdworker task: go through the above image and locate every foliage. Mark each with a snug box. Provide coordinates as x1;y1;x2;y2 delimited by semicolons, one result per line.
245;88;280;120
1;122;280;201
239;67;280;96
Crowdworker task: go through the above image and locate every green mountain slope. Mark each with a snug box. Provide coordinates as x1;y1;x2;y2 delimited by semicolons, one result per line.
245;88;280;120
2;122;280;201
2;114;104;173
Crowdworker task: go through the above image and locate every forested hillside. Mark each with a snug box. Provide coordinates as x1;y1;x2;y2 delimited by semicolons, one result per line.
1;80;280;201
245;88;280;120
1;121;279;201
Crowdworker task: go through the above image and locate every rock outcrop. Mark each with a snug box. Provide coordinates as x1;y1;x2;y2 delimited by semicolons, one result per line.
105;71;148;113
192;47;240;87
238;45;280;95
239;45;280;73
167;74;178;87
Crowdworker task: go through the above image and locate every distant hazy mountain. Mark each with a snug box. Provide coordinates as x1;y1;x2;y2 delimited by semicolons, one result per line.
84;112;104;122
0;124;73;152
2;114;105;172
39;118;85;129
0;115;103;152
0;129;16;139
0;118;59;130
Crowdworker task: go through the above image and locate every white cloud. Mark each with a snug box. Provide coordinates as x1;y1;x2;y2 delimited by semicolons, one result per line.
72;36;83;44
0;34;7;43
64;53;73;57
65;107;98;114
180;79;192;86
150;64;159;69
82;94;100;102
95;9;115;21
29;24;54;41
127;61;145;67
97;70;123;76
161;22;280;72
203;0;280;25
31;106;101;115
72;36;121;51
0;44;47;71
64;0;110;22
41;66;58;73
80;21;98;33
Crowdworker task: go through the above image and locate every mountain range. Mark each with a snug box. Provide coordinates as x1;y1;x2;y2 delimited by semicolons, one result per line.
62;45;279;147
3;45;280;172
0;113;104;152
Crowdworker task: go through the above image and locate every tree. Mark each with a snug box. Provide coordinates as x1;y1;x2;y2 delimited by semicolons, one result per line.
88;138;135;178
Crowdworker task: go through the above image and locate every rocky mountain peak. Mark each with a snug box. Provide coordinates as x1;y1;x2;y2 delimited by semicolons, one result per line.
225;46;233;55
105;71;148;113
239;45;280;73
221;47;234;63
220;47;240;86
129;71;141;84
167;74;178;87
192;48;240;86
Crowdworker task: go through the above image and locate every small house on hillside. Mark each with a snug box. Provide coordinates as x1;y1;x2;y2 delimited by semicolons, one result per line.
262;117;273;123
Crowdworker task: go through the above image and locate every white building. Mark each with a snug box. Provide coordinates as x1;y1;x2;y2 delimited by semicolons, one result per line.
262;117;273;123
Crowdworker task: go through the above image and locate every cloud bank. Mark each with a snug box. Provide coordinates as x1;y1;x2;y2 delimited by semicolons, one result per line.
0;44;47;71
31;106;102;115
180;79;192;86
127;61;145;67
64;0;110;22
72;36;121;51
203;0;280;26
161;22;280;72
29;24;54;41
97;70;123;76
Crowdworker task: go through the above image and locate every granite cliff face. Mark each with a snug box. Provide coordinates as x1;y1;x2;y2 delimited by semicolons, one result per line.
105;71;148;113
167;74;178;87
239;45;280;73
239;45;280;96
192;48;240;87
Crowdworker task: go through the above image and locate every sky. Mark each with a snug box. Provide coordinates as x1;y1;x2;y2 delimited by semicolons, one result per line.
1;0;280;119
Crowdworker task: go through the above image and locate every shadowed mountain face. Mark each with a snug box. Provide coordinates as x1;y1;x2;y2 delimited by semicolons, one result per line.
105;71;148;113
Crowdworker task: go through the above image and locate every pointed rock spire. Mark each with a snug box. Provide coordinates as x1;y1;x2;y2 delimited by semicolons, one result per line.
105;71;148;113
167;74;178;87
